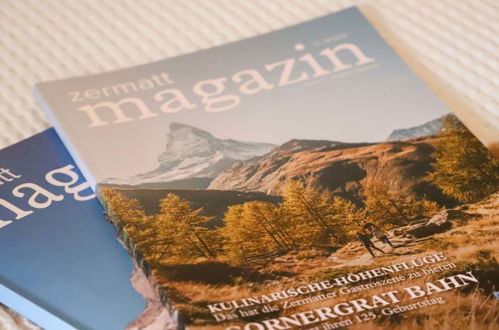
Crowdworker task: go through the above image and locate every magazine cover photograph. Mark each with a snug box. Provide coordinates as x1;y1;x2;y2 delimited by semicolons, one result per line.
98;113;499;330
35;8;498;330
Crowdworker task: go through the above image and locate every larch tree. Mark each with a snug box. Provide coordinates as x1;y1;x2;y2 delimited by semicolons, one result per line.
244;201;295;251
222;201;292;262
328;196;361;244
363;181;439;227
281;180;351;246
222;204;251;263
155;193;216;262
428;116;499;203
99;188;156;265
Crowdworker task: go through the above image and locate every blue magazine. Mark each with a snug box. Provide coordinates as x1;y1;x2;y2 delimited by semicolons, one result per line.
0;129;147;329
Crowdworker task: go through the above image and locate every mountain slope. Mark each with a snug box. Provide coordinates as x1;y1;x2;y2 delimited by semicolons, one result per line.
209;137;452;205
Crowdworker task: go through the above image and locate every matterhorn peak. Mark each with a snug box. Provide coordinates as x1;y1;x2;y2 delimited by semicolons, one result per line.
168;122;214;137
105;123;275;187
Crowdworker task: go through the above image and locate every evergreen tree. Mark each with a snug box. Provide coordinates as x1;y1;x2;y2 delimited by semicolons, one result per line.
154;193;216;262
101;189;220;265
222;201;293;262
363;181;440;227
100;187;145;224
221;204;249;263
328;195;360;243
99;188;157;265
281;180;353;245
429;116;499;203
245;201;295;250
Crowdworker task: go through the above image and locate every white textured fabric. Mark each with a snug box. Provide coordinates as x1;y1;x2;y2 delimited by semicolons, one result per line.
1;0;498;150
0;0;498;327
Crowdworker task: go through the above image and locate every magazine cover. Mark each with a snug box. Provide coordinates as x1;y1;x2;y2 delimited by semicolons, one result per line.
0;129;150;329
35;7;498;329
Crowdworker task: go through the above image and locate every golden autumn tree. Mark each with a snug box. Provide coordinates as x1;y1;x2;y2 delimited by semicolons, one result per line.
222;201;294;262
221;204;248;262
328;195;361;243
280;180;354;246
429;116;499;203
99;188;159;265
100;187;145;225
245;201;295;250
153;193;218;263
363;181;440;227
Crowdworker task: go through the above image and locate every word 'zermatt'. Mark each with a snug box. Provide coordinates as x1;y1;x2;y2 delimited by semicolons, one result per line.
77;43;375;127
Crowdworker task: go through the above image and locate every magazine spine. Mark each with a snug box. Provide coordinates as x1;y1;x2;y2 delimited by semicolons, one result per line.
0;285;77;330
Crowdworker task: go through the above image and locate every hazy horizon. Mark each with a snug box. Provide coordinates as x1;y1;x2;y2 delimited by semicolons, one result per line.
157;113;447;146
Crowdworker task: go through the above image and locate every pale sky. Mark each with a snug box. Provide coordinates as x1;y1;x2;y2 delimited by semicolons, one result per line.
40;8;449;183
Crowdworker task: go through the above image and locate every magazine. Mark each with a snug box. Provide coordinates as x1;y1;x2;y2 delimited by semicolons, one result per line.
35;7;498;329
0;129;150;329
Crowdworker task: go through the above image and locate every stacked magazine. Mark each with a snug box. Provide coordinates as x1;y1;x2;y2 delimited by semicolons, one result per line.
2;6;497;330
0;129;147;329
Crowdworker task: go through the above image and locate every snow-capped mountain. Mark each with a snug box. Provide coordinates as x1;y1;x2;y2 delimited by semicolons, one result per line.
104;122;275;187
386;115;452;142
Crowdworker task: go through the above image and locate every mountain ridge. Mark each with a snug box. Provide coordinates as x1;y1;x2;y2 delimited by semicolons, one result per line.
386;114;451;141
105;116;448;194
208;136;453;205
